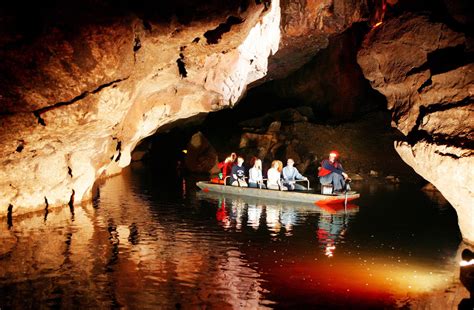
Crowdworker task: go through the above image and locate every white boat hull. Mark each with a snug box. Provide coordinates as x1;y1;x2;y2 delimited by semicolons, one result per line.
196;181;360;205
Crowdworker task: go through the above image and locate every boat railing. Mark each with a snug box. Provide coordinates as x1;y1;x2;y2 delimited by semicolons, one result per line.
294;179;310;190
223;176;309;191
223;176;267;189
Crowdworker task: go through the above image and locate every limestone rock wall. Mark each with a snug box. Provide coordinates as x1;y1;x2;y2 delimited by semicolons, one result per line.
0;1;281;215
0;0;371;217
1;0;471;245
357;14;474;243
267;0;371;80
242;24;386;122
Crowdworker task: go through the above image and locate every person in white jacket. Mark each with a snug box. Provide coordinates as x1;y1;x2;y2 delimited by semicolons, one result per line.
248;158;266;188
267;160;287;190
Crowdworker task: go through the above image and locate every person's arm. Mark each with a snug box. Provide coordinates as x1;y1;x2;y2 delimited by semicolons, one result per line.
294;168;306;180
322;160;344;175
335;162;349;179
277;172;283;186
218;161;225;169
281;167;288;180
239;167;246;180
231;165;238;179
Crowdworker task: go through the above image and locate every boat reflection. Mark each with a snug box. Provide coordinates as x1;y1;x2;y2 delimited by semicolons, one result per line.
317;205;358;258
196;191;463;306
197;191;359;257
1;168;466;309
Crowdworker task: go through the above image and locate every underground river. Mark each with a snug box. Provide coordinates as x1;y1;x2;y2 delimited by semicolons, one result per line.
0;162;470;309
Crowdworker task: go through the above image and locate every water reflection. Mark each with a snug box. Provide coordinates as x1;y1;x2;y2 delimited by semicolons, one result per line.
0;166;467;309
199;191;359;258
196;187;464;307
0;173;270;309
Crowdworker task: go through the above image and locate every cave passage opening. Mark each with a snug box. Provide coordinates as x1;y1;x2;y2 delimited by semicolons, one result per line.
132;90;421;188
131;22;422;187
126;17;463;249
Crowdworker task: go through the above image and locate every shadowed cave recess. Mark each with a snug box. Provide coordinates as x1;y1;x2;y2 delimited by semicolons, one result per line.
0;0;472;245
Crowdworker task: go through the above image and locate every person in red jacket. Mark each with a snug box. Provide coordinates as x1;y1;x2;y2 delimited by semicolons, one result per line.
318;151;350;193
217;152;237;184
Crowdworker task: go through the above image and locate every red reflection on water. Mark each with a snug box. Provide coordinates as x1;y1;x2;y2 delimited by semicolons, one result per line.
209;196;452;307
316;203;359;214
260;259;397;308
216;198;228;222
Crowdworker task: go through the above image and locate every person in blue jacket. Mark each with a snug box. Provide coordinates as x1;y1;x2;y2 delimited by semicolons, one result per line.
282;158;308;191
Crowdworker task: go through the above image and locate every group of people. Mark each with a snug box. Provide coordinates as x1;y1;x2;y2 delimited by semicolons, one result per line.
215;150;350;193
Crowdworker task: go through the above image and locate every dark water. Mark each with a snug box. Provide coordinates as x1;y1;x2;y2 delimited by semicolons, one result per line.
0;163;463;309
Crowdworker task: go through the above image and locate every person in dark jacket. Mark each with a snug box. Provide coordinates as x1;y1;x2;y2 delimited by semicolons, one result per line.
230;156;248;187
318;151;350;193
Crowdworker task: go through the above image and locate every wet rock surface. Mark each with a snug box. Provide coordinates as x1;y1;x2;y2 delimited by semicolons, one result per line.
265;0;371;80
246;24;386;121
357;13;474;243
0;0;281;215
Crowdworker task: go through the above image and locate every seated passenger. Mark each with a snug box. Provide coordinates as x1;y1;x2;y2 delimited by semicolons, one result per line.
318;151;350;193
248;158;266;189
267;160;287;191
217;152;236;184
282;158;308;191
230;156;248;187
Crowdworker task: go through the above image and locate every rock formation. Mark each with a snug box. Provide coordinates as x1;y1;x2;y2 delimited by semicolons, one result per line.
208;108;415;179
358;13;474;243
0;0;472;244
241;24;386;122
0;1;282;215
265;0;371;80
185;132;219;174
0;0;370;217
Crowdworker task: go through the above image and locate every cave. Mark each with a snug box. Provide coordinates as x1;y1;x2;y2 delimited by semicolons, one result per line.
0;0;473;308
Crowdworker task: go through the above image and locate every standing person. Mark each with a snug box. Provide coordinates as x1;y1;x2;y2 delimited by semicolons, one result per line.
217;152;237;184
248;158;266;189
282;158;308;191
230;156;248;187
318;151;350;193
267;160;287;190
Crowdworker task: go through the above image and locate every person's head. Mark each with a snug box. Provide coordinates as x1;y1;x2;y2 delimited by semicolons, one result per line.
271;160;283;172
287;158;294;167
230;152;237;162
271;160;279;169
250;156;257;167
329;150;339;163
237;156;244;166
253;158;262;170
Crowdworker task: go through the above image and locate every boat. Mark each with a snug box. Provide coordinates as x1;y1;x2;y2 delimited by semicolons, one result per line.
196;190;360;214
196;181;360;205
